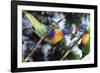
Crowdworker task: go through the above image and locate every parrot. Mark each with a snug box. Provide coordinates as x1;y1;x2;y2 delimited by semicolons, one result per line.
79;16;90;58
24;12;67;45
48;12;67;44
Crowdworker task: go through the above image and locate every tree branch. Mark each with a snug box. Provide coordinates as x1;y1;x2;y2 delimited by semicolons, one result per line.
60;34;83;60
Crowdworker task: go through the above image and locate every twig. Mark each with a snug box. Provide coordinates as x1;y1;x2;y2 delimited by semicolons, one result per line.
60;34;83;60
25;33;48;62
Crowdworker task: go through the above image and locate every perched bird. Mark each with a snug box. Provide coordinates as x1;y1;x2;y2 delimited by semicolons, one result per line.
79;16;90;58
49;12;67;44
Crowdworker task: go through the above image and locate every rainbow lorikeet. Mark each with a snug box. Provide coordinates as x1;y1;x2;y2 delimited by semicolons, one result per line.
79;24;90;58
48;27;70;44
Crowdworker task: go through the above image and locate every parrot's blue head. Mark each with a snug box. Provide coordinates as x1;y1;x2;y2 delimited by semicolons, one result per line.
48;29;55;38
80;24;86;34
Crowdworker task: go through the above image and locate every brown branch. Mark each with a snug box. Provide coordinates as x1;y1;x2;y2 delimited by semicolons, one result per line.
25;33;48;62
60;34;83;60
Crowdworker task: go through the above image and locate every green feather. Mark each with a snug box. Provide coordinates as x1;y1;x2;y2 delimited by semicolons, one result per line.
24;12;47;37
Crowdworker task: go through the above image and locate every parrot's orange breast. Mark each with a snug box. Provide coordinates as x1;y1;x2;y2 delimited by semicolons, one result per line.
51;29;63;44
82;33;90;45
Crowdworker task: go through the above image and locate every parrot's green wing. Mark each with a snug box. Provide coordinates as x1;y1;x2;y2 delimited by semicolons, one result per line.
24;12;47;37
81;39;90;58
24;12;51;43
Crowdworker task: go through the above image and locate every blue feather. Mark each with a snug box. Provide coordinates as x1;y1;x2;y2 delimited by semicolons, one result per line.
49;29;55;38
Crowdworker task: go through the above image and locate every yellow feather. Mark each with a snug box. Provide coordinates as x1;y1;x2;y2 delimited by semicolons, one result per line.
82;33;90;45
